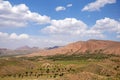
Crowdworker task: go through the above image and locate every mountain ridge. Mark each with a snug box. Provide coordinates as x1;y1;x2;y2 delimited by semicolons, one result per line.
26;39;120;56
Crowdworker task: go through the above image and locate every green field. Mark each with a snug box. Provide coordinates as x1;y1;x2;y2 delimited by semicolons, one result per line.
0;53;120;80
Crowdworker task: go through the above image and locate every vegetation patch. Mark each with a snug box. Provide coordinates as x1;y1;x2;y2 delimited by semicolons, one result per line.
0;53;120;80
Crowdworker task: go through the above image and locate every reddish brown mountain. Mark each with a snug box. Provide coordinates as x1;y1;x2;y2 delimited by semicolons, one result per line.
26;39;120;56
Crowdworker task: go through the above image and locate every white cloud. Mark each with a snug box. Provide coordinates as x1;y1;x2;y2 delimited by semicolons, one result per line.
92;17;120;32
9;33;18;39
84;29;104;38
55;6;66;11
10;33;29;39
92;17;120;38
0;32;67;49
82;0;116;11
41;18;104;38
41;17;120;40
0;32;30;49
19;34;29;39
0;32;29;40
0;0;50;27
67;4;72;7
41;18;87;34
55;4;72;12
0;17;120;49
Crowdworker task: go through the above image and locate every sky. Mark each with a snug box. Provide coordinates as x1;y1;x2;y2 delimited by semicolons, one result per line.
0;0;120;49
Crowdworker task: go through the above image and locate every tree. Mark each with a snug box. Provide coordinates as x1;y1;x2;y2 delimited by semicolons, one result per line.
59;73;64;77
46;69;49;73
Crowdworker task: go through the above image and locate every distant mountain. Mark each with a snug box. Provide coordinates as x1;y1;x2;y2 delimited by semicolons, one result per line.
16;46;39;50
0;46;40;57
26;39;120;56
16;45;31;50
0;48;20;56
45;46;61;50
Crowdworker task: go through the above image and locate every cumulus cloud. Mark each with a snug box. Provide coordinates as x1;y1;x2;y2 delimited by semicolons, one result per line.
67;4;72;7
41;18;87;34
41;17;120;39
0;0;50;27
0;32;29;40
55;6;66;11
41;18;104;38
0;32;30;49
82;0;116;11
9;33;29;39
92;17;120;39
92;17;120;33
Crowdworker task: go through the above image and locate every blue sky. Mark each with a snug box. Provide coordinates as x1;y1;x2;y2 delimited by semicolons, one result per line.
0;0;120;49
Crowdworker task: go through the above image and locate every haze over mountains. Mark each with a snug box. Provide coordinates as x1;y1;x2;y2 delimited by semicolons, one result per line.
0;39;120;57
0;46;40;56
26;39;120;56
16;46;39;50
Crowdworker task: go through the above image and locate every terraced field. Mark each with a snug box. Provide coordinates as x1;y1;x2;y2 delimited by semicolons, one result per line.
0;53;120;80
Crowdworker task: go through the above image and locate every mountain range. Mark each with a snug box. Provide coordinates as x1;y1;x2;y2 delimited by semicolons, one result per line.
0;46;40;57
26;39;120;56
0;39;120;57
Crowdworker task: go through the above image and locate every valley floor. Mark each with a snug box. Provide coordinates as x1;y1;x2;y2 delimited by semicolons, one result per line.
0;53;120;80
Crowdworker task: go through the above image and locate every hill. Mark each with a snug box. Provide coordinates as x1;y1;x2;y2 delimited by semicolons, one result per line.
26;39;120;56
